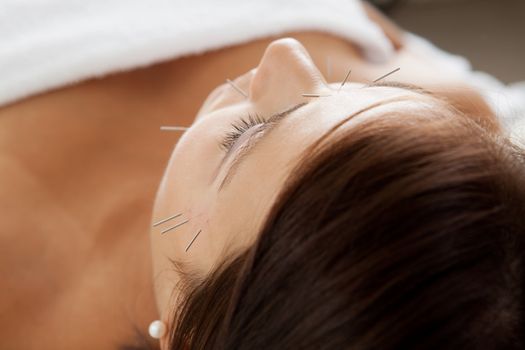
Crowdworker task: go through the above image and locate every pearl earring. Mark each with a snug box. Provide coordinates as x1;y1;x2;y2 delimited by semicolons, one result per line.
148;320;167;339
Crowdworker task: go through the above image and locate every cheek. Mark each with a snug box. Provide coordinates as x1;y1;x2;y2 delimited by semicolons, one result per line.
210;161;290;253
151;130;219;251
149;130;220;310
168;128;222;188
149;181;220;318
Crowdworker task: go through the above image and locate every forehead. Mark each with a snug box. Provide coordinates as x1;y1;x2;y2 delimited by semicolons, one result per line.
220;85;432;193
242;86;428;174
210;88;430;256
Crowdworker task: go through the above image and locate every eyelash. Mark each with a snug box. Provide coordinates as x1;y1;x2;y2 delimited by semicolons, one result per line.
219;113;267;152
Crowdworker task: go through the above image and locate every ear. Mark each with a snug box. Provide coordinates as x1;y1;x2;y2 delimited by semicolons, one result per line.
361;1;405;51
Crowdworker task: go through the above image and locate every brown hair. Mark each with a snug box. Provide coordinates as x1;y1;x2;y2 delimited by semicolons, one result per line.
168;99;525;349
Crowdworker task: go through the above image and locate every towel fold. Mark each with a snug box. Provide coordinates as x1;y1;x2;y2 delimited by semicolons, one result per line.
0;0;393;107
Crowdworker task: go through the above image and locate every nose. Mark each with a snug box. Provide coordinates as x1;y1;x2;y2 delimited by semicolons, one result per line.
249;38;327;111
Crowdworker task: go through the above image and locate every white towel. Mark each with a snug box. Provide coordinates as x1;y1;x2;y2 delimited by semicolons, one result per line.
0;0;393;107
0;0;522;141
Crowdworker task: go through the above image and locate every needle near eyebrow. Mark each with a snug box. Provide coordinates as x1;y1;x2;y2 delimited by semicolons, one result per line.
185;229;202;252
161;219;190;234
226;79;249;98
301;93;331;97
153;213;183;227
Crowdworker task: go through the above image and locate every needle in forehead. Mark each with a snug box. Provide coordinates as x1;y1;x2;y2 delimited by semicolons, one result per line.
185;229;203;252
152;213;183;227
161;219;190;235
338;67;352;92
373;67;401;83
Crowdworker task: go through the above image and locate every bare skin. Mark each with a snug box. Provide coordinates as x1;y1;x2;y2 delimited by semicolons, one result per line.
0;6;496;349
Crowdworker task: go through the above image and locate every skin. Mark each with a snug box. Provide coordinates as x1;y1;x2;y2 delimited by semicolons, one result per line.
151;36;432;318
0;4;497;349
150;38;497;350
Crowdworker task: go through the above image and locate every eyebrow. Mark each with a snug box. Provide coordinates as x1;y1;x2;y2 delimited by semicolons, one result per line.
216;102;307;190
216;81;430;190
367;80;434;96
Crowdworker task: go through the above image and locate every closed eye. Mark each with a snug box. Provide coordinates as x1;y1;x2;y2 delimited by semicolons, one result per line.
219;113;268;153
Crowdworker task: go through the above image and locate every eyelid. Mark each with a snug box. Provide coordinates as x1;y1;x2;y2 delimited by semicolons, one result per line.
220;102;306;162
224;102;306;159
220;113;267;153
225;123;268;161
227;121;267;155
218;125;267;189
215;102;307;190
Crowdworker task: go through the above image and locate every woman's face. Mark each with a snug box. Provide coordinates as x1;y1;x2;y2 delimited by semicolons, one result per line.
150;38;432;324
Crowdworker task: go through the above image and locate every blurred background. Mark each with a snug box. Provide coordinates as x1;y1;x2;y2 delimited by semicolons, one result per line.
368;0;525;84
